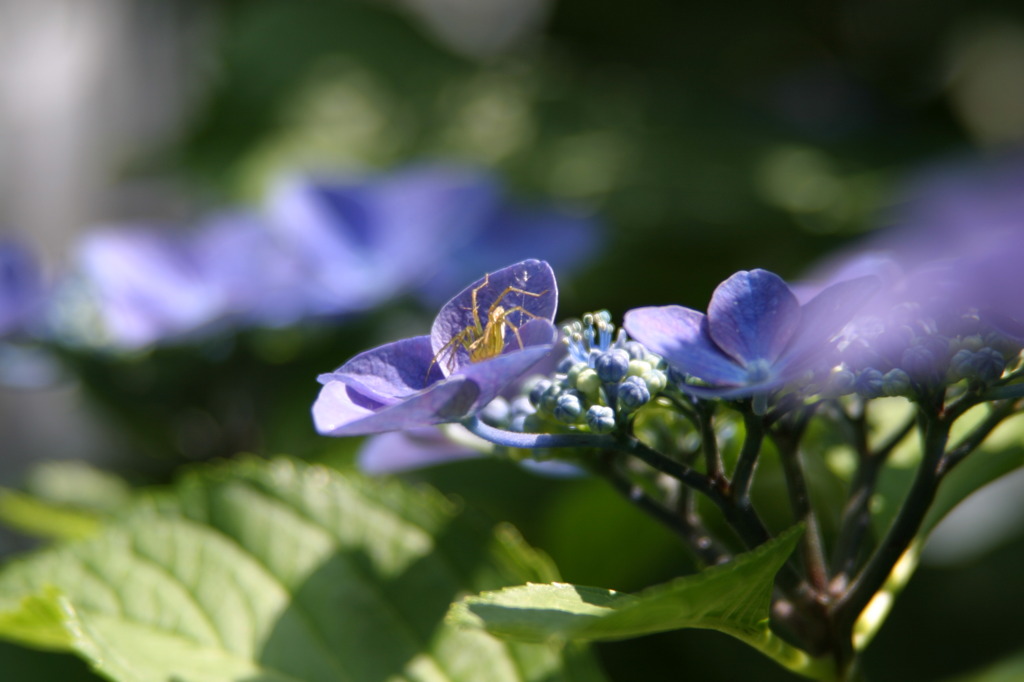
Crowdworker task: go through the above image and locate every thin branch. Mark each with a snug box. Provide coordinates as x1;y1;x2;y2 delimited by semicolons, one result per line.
833;407;950;633
697;403;724;482
772;428;830;595
732;410;764;506
940;400;1018;474
830;412;915;582
597;459;728;566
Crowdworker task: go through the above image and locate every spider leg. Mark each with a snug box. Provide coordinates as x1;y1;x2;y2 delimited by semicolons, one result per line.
427;326;476;377
494;304;547;350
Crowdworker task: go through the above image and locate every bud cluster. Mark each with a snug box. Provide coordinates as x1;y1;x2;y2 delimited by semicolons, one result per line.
832;308;1024;399
483;312;669;444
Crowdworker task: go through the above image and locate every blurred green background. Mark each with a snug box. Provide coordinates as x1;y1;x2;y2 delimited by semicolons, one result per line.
3;0;1024;679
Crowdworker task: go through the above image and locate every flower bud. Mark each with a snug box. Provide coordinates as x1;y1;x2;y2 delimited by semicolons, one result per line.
595;348;630;382
528;378;553;408
881;368;912;396
855;368;884;399
554;392;584;423
974;347;1006;382
574;367;602;395
827;367;856;396
586;405;616;434
641;369;667;395
901;344;937;382
618;375;651;410
627;359;652;378
624;341;648;360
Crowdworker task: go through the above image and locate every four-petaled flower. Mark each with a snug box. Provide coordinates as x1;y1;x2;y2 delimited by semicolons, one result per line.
313;259;558;436
623;269;876;405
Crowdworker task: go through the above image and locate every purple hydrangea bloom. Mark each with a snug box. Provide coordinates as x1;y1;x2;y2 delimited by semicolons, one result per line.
75;227;227;349
417;200;600;305
623;269;876;400
192;213;311;328
801;153;1024;383
313;259;558;436
269;164;503;315
269;164;601;312
0;237;44;337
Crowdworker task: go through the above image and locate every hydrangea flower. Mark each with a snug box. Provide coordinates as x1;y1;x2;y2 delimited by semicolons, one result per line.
192;213;311;327
269;164;601;313
801;153;1024;389
623;269;876;403
0;237;44;337
74;227;227;349
417;200;600;305
313;259;558;436
269;164;499;315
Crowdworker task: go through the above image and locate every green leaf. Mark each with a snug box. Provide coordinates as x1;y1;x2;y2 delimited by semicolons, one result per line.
0;488;101;541
0;457;605;682
943;649;1024;682
0;589;75;651
24;460;132;514
449;526;835;680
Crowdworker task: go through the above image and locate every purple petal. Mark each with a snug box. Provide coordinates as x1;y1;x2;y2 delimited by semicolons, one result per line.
419;203;600;305
707;269;801;366
193;213;311;326
312;376;480;436
317;335;444;403
358;429;481;474
776;275;880;374
76;227;224;348
451;320;558;408
430;260;557;375
0;238;44;336
270;165;500;314
623;306;747;385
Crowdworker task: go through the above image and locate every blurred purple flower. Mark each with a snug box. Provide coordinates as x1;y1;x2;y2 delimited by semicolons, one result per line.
624;269;876;401
75;227;226;349
269;164;498;315
805;153;1024;384
62;164;598;349
192;213;311;327
418;200;600;305
0;238;44;337
313;259;558;436
269;164;601;312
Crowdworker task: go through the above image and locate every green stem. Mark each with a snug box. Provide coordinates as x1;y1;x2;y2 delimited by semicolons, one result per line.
737;623;840;681
940;400;1017;473
832;405;950;640
697;402;725;482
595;458;727;565
732;410;764;505
830;411;915;582
772;428;830;595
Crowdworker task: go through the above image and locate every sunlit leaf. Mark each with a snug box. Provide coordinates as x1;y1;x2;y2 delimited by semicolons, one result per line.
449;526;835;680
0;457;605;682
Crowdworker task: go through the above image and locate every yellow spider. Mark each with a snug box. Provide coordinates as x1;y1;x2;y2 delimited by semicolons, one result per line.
430;273;549;374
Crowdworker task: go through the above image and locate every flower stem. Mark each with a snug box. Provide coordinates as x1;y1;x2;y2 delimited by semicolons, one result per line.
832;405;950;637
595;457;728;565
830;411;915;582
772;427;829;595
697;402;724;482
732;410;764;505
